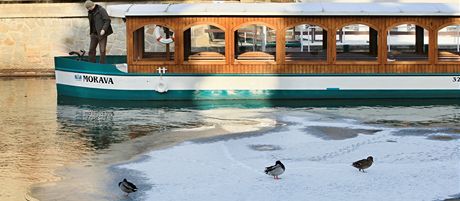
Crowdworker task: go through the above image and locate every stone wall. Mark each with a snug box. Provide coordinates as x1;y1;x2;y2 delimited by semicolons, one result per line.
0;3;126;76
1;1;457;76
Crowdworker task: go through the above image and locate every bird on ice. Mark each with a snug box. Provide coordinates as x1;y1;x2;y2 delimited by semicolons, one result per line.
118;178;138;196
352;156;374;172
264;160;285;179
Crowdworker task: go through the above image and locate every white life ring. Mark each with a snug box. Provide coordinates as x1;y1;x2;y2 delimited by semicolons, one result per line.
156;77;168;93
154;26;175;45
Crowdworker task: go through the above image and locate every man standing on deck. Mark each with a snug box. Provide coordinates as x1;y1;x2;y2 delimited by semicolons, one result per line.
84;0;113;64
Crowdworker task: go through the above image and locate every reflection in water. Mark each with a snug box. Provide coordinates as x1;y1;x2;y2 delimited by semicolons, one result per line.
56;105;212;150
1;78;459;201
58;95;460;109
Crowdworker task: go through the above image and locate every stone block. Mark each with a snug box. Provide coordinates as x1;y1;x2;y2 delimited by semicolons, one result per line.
0;24;8;33
3;38;15;46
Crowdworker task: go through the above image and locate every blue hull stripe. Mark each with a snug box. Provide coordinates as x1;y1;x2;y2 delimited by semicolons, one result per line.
57;84;460;100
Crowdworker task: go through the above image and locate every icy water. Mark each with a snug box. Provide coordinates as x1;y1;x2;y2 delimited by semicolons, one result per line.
0;78;459;201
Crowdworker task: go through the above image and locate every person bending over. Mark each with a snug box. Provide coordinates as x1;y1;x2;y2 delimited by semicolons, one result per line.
84;0;113;64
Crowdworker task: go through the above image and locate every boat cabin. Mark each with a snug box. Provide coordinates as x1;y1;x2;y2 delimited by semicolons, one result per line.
108;3;460;74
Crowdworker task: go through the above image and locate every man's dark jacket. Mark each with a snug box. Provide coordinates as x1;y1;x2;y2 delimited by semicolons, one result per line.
88;5;113;36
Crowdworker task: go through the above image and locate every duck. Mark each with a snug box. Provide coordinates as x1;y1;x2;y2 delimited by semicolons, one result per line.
118;178;138;196
352;156;373;172
264;160;285;179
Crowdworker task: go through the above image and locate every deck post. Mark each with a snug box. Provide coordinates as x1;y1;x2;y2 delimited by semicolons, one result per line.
381;27;388;65
126;17;134;69
429;26;437;64
328;25;336;64
276;25;285;65
175;25;183;65
165;27;171;61
225;27;232;65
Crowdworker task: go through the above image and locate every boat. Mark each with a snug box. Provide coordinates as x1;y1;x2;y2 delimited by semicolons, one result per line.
55;2;460;100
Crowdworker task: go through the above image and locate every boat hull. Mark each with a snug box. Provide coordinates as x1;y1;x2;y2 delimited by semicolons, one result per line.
55;70;460;100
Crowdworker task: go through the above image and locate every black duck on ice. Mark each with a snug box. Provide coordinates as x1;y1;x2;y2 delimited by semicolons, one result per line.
118;178;138;196
352;156;373;172
265;160;285;179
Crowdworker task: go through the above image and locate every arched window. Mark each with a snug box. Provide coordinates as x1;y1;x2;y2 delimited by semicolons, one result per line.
235;24;276;61
387;24;428;61
184;25;225;63
285;24;326;61
133;24;175;61
336;24;378;61
438;24;460;62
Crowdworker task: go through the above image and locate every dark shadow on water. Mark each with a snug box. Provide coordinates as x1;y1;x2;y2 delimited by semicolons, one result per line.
304;126;382;140
58;96;460;109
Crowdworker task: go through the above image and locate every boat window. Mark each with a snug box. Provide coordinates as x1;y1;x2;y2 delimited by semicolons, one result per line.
387;24;428;61
235;24;276;61
336;24;378;61
285;24;326;61
184;25;225;63
438;24;460;62
132;25;175;61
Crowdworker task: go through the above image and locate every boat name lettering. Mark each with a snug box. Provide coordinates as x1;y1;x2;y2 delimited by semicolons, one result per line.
453;77;460;82
82;75;114;84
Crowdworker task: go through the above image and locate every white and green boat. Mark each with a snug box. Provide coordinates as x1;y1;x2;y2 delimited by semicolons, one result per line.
55;3;460;100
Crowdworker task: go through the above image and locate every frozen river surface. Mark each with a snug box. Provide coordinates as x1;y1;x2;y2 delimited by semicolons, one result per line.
0;78;459;201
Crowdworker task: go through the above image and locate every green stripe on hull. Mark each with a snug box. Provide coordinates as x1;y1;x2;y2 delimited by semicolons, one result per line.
57;84;460;100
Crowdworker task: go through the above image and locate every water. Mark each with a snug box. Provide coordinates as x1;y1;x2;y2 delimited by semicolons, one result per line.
0;78;459;201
